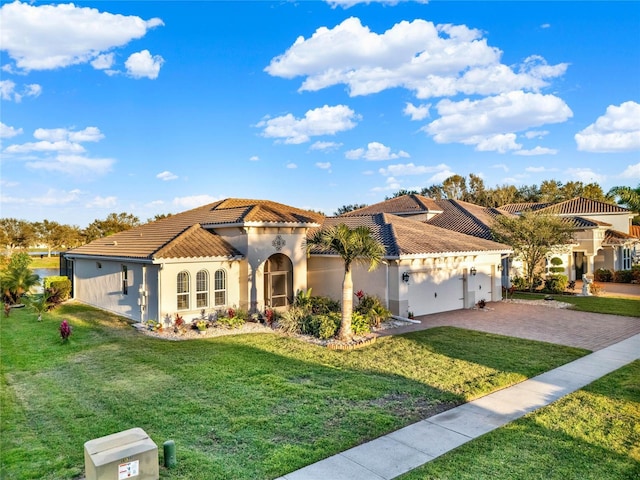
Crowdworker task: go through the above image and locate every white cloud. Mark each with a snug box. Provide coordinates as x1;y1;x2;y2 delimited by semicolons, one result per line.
564;168;606;184
428;169;456;184
379;162;450;177
249;155;260;161
257;104;360;144
371;176;402;192
575;101;640;152
26;188;83;207
345;141;410;161
525;166;557;173
315;162;332;170
266;17;567;98
326;0;428;8
86;196;118;208
157;171;178;181
26;154;115;176
619;162;640;179
5;127;105;155
310;141;343;151
286;163;298;169
91;53;115;70
491;163;509;172
125;50;164;79
425;91;572;152
0;122;23;139
0;1;163;72
173;195;219;209
514;146;558;156
0;79;42;102
524;130;549;139
403;102;431;121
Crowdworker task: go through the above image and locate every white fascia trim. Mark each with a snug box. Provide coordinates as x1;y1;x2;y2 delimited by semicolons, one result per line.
63;254;153;264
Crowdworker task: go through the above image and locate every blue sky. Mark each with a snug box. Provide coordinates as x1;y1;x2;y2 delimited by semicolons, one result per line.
1;0;639;227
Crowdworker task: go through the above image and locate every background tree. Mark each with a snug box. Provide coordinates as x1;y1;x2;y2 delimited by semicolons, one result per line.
420;184;444;199
147;213;174;223
441;174;467;200
83;213;141;242
385;189;418;200
491;212;574;291
306;224;385;341
334;204;368;216
0;218;36;254
609;184;640;224
33;220;63;257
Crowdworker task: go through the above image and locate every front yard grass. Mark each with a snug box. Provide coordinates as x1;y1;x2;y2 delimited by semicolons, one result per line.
399;360;640;480
512;292;640;317
1;303;587;480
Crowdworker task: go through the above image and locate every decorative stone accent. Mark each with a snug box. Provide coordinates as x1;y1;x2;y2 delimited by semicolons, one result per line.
327;336;377;350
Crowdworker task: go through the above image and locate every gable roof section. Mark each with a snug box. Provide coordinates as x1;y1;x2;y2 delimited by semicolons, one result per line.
501;197;629;215
340;194;443;217
67;198;322;260
630;225;640;238
427;199;515;240
603;229;638;246
309;214;512;258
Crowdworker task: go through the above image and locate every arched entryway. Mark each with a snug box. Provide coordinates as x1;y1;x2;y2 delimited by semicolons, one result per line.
264;253;293;307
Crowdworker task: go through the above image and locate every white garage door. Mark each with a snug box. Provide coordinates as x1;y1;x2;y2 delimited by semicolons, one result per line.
407;268;464;316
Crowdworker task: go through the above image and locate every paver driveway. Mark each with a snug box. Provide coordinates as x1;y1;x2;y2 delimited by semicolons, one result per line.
380;300;640;351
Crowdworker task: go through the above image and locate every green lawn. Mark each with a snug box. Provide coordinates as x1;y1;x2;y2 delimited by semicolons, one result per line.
399;360;640;480
512;292;640;317
1;304;587;480
28;255;59;269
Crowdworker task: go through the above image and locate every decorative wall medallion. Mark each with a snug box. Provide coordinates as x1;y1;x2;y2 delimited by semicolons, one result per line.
272;235;286;251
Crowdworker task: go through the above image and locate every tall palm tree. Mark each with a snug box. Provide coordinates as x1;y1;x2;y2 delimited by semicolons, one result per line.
306;224;385;341
609;184;640;218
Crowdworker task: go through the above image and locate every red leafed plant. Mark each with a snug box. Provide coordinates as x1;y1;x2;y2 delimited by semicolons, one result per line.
355;290;365;302
174;313;184;327
227;307;236;318
264;308;275;326
59;319;72;342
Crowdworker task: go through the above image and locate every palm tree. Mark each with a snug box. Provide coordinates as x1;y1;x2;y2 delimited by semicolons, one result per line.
306;224;385;341
609;184;640;219
1;266;40;304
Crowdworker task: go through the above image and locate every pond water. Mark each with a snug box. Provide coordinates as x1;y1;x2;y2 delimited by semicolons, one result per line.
32;268;59;280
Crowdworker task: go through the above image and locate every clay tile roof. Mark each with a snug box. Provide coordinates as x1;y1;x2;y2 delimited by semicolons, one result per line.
535;197;629;215
498;202;551;214
630;225;640;238
603;229;637;246
564;216;612;228
427;199;516;240
309;214;512;257
66;198;322;260
154;224;242;259
341;194;443;217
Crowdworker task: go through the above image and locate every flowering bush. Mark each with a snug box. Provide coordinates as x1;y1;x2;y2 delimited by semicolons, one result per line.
59;320;72;342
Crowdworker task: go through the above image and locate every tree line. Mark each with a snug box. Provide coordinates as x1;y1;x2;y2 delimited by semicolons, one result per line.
0;213;172;256
335;176;640;218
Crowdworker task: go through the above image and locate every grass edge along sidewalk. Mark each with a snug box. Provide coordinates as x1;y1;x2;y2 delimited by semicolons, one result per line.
1;303;588;480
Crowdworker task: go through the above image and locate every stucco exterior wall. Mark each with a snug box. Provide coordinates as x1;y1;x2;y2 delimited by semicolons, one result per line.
73;258;147;321
158;259;242;320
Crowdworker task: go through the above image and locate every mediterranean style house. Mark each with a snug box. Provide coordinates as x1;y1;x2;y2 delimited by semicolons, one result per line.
63;198;512;322
500;197;638;280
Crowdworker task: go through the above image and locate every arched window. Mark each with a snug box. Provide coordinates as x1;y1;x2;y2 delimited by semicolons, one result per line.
214;269;226;306
177;271;190;310
196;270;209;308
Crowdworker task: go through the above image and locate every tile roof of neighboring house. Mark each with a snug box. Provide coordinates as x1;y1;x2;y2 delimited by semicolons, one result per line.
427;199;515;240
309;214;512;257
340;194;443;217
603;229;638;246
564;216;612;228
630;225;640;238
66;198;323;260
501;197;630;215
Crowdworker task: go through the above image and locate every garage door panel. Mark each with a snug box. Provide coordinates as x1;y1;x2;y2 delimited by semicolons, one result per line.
408;269;464;316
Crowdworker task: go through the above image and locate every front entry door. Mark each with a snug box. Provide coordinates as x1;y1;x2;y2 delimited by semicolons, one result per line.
264;253;293;308
574;252;585;279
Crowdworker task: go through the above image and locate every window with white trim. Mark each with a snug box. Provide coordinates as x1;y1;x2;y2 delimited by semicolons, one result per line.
622;247;631;270
121;265;128;295
177;271;190;310
214;269;226;306
196;270;209;308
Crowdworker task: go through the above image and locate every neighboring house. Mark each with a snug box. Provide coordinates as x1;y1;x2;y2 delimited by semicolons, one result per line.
344;195;515;285
500;197;638;279
63;197;512;322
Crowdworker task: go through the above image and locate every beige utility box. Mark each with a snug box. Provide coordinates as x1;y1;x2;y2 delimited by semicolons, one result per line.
84;427;158;480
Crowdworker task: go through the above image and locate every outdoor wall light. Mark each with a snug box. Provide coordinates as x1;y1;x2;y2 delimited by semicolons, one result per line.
470;267;477;276
402;272;410;283
497;264;502;271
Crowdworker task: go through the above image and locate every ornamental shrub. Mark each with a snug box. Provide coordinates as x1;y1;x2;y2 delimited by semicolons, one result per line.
350;312;371;336
548;257;565;274
44;276;71;306
309;295;341;314
613;270;633;283
59;319;72;342
302;313;340;339
354;294;391;328
544;274;568;293
594;269;613;282
279;305;307;335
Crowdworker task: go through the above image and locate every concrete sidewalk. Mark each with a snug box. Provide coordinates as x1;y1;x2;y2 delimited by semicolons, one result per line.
277;333;640;480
